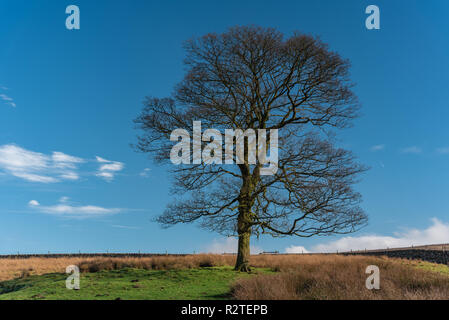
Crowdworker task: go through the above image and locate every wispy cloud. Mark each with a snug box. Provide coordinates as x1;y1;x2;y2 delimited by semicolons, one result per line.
0;144;64;183
370;144;385;152
436;147;449;154
95;156;124;181
28;200;40;206
401;146;422;154
111;225;141;230
28;197;122;218
0;144;124;183
0;94;13;101
0;91;16;108
286;218;449;253
139;168;151;178
52;152;84;168
59;196;70;203
0;144;86;183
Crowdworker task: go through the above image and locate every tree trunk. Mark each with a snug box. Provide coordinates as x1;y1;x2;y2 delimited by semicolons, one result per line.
235;229;251;272
234;163;258;272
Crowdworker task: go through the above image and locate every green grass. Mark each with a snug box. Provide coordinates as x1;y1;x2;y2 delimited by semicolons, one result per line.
0;267;272;300
413;260;449;276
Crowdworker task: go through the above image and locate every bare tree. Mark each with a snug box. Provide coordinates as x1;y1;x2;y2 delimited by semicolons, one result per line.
134;26;368;271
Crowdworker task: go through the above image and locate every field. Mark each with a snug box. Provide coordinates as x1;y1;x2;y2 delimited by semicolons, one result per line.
1;254;449;300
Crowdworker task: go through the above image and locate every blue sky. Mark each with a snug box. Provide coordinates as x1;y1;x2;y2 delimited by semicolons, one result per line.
1;0;449;254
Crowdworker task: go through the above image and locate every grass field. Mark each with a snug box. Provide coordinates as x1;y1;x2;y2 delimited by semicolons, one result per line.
0;267;272;300
1;254;449;300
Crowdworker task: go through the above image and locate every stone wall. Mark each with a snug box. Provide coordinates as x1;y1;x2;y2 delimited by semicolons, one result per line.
345;249;449;265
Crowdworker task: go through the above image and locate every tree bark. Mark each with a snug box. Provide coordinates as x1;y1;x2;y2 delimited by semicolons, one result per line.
234;189;253;272
235;226;251;272
234;157;258;272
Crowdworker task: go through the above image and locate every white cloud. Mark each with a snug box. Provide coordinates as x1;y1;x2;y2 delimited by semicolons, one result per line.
28;200;40;207
401;146;422;154
43;205;120;216
59;172;79;180
99;163;124;172
0;144;126;184
96;171;114;179
14;172;58;183
95;156;124;181
0;144;47;170
204;237;263;254
0;144;57;182
0;93;16;108
28;197;122;218
0;144;85;183
95;156;110;163
370;144;385;152
52;152;84;169
285;245;309;254
287;218;449;253
0;94;13;101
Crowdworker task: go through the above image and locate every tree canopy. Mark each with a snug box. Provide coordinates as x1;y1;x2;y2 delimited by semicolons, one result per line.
134;25;368;271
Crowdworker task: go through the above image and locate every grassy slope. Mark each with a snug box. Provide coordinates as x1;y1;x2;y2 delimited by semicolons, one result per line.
1;258;449;300
0;267;272;300
407;260;449;275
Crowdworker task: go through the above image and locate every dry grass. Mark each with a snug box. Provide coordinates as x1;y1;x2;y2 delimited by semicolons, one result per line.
0;255;235;281
76;255;235;273
0;257;86;281
2;254;449;299
232;255;449;300
0;254;340;280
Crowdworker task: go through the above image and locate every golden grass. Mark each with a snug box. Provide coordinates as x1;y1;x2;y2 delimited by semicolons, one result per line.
0;254;345;280
0;255;235;281
1;254;449;299
232;255;449;300
0;257;88;281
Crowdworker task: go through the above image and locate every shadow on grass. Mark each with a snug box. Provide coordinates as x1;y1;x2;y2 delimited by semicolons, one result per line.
205;292;233;299
0;273;65;295
0;280;31;295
